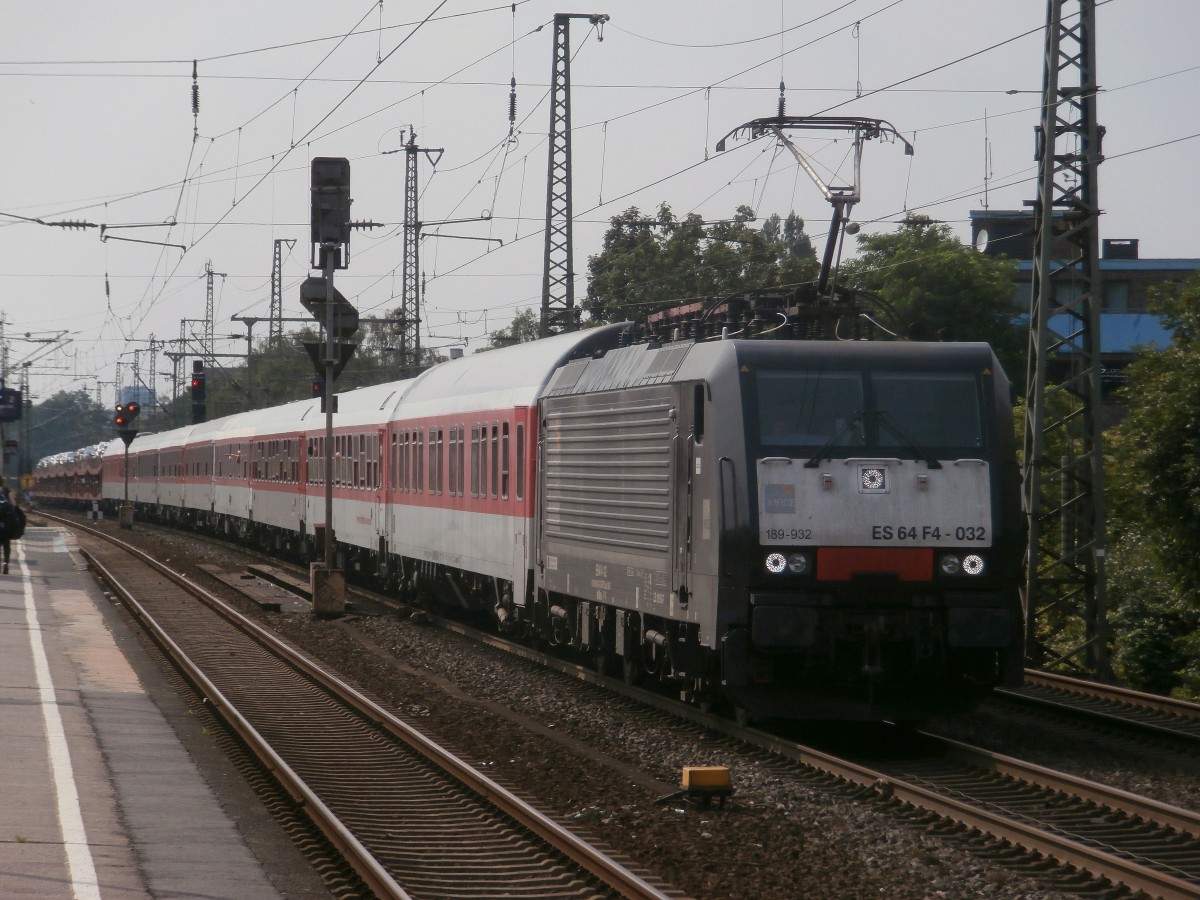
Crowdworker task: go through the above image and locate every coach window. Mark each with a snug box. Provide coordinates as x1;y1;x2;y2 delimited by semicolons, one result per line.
472;424;482;501
401;432;409;491
456;426;465;495
415;428;424;493
427;426;439;494
390;433;398;490
437;427;445;494
501;422;510;500
490;424;499;499
470;424;481;497
427;428;435;492
449;426;460;496
436;427;445;493
515;423;525;500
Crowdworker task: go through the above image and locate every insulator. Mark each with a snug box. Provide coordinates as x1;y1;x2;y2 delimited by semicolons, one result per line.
778;81;786;118
192;83;200;115
508;77;517;125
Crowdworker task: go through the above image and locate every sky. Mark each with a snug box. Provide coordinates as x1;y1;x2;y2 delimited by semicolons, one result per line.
2;0;1198;408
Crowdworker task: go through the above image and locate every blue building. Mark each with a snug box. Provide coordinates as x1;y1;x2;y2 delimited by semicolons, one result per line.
969;210;1199;398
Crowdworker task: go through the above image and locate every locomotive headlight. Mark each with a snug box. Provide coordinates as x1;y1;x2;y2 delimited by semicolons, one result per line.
787;552;811;575
939;554;962;575
765;552;788;574
939;553;987;576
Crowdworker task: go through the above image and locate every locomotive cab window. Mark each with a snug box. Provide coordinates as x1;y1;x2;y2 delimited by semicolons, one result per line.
872;371;984;451
757;371;864;447
755;368;985;457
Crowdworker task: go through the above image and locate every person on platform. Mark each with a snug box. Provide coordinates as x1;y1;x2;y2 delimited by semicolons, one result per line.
0;479;20;575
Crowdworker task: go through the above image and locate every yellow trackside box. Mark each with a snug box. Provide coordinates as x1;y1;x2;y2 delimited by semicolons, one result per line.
681;766;732;792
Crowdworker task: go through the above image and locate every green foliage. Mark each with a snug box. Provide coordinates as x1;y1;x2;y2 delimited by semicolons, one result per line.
1102;274;1200;698
483;307;541;350
1106;529;1200;698
584;205;818;325
1108;275;1200;582
194;305;445;422
28;389;112;462
839;215;1025;384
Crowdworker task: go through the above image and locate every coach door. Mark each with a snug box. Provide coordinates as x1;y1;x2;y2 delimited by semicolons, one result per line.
374;428;387;543
671;383;699;608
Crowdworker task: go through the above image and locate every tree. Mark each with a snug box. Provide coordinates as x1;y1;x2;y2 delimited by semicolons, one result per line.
483;308;541;350
839;215;1024;383
29;389;112;463
1104;274;1200;698
584;205;818;325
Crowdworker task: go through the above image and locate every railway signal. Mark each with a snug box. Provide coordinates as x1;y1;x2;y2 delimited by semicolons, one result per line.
310;156;351;269
311;374;337;414
114;400;140;436
190;360;206;424
114;400;140;528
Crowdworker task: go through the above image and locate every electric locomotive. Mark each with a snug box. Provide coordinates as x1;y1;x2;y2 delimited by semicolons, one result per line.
532;334;1024;720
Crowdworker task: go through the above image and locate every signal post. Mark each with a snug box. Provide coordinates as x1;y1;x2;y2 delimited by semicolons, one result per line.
113;401;141;528
306;158;357;618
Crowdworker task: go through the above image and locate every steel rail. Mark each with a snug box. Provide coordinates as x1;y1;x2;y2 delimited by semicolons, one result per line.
75;519;673;900
1022;669;1200;721
369;603;1200;898
82;548;409;900
58;512;1199;898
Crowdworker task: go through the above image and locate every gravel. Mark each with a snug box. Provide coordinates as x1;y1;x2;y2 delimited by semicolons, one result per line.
89;519;1153;899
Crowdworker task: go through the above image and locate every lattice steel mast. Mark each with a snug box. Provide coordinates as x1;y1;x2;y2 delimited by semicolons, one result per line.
269;239;294;349
399;129;442;376
1023;0;1108;676
540;13;607;337
203;259;225;365
401;129;421;372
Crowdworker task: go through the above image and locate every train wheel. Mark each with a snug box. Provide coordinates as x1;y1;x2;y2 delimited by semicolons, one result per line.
734;705;752;727
593;648;611;677
621;655;639;686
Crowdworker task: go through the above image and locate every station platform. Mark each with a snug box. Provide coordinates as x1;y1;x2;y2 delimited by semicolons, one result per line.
0;526;329;899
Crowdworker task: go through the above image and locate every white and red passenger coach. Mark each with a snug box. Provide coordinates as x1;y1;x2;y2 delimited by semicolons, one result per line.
96;324;628;604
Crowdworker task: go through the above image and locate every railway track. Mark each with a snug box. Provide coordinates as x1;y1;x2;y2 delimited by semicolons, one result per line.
862;728;1200;898
54;512;1200;898
314;583;1200;898
1000;669;1200;746
72;520;678;900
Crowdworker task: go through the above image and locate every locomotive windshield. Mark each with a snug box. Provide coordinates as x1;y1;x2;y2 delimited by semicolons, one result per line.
757;369;984;453
758;371;864;446
872;371;983;450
